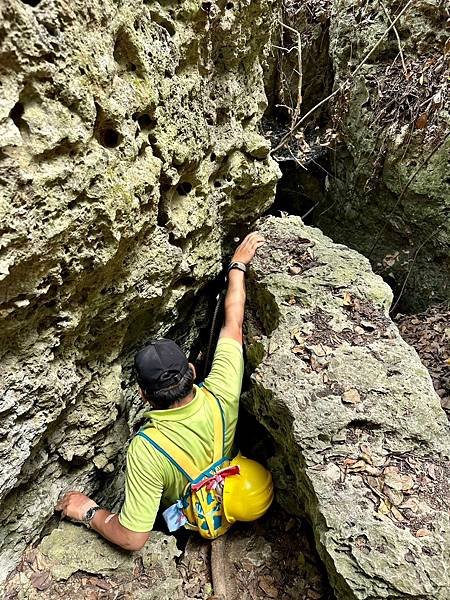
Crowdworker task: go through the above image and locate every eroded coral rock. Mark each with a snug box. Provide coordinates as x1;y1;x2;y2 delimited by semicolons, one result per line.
246;216;450;600
4;522;183;599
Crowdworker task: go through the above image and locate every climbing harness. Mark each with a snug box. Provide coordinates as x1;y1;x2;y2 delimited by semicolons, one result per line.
137;386;236;539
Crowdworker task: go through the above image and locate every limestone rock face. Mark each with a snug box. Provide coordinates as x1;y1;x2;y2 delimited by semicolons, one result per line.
4;522;183;599
318;0;449;310
245;216;450;599
0;0;279;580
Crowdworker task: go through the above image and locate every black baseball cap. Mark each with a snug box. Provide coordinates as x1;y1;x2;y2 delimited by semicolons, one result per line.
134;339;189;392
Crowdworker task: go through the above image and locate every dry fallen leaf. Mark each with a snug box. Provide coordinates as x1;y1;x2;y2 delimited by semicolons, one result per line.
384;466;399;475
364;465;382;476
342;389;361;404
382;252;399;268
259;575;278;598
268;340;280;355
415;112;428;129
427;464;436;480
400;497;419;512
384;487;404;506
415;528;431;538
30;572;52;591
292;345;304;354
348;459;367;472
384;472;414;491
366;475;382;490
343;291;353;306
378;499;391;515
390;506;405;522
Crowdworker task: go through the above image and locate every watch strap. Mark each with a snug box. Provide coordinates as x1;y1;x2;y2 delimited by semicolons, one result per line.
228;261;247;274
83;505;101;528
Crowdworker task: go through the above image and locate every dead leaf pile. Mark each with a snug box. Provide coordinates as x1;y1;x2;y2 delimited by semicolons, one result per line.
397;304;450;412
338;448;450;536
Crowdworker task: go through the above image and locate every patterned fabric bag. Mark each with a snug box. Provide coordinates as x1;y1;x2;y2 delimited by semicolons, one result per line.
137;386;239;540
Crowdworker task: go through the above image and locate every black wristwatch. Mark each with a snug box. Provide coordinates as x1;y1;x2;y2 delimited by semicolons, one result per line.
228;261;247;274
83;505;102;528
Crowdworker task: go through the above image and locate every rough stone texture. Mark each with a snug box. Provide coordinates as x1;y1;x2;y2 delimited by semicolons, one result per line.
245;216;450;599
317;0;450;311
3;522;183;599
269;0;449;311
0;0;280;581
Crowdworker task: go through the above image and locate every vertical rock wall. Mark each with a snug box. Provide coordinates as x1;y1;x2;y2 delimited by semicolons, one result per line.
269;0;449;311
319;0;450;310
0;0;280;580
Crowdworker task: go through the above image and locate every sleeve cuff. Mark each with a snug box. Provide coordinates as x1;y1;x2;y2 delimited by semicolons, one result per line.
118;512;152;533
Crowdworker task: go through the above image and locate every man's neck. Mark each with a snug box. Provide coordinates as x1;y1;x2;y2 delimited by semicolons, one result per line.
168;388;195;410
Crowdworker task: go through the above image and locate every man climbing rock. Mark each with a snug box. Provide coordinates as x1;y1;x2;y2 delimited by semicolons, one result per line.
56;232;268;551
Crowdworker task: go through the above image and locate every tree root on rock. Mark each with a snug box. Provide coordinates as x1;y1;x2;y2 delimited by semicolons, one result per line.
210;534;237;600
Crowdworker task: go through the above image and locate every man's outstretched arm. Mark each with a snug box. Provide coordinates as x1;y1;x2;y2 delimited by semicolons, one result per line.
56;492;149;551
220;232;265;344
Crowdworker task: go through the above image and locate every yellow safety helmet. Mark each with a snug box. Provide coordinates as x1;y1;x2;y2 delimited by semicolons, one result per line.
222;455;274;524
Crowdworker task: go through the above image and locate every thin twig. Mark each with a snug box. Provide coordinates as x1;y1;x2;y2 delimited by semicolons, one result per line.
368;130;450;258
272;0;414;154
380;1;407;76
280;21;303;123
390;223;445;314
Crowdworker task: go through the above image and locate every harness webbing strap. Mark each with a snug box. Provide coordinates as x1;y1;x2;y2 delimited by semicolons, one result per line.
202;386;225;462
138;430;199;481
137;386;226;480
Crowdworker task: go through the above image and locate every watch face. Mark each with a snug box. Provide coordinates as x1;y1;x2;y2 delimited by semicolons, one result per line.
85;506;98;522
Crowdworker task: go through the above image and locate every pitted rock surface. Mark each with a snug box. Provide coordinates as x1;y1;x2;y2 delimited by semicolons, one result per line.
245;216;450;600
0;0;279;580
3;522;183;599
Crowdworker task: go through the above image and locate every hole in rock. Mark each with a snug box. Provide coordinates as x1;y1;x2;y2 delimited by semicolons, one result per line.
9;102;24;129
20;0;41;5
268;155;329;224
137;113;156;129
43;22;57;36
149;11;176;36
100;128;121;148
93;103;123;149
213;180;222;188
176;181;193;196
210;152;216;162
226;1;234;8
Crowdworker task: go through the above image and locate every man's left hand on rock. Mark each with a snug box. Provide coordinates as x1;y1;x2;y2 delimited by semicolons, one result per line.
56;491;97;522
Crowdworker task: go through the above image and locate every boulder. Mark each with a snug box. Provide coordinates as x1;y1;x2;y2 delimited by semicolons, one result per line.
3;522;183;599
245;216;450;599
